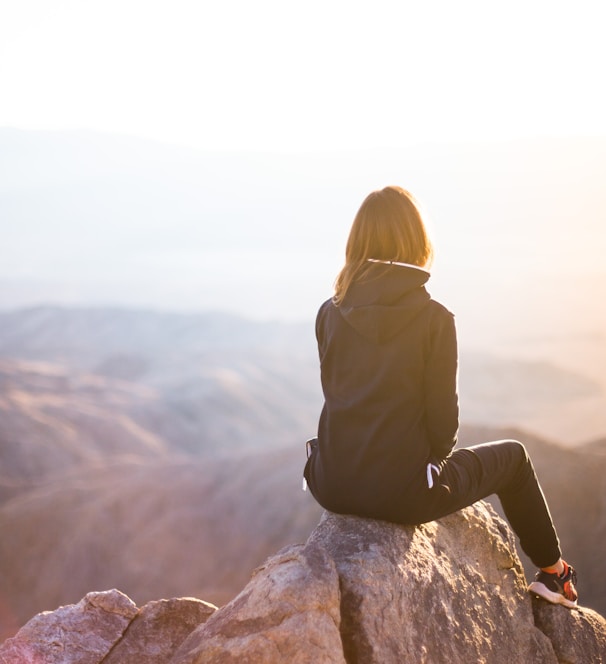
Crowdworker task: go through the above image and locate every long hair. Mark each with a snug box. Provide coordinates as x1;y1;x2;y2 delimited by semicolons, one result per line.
333;186;434;304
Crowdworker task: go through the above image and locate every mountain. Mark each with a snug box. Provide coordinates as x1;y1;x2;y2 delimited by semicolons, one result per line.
0;306;313;365
0;357;171;499
581;437;606;454
1;306;604;453
0;308;321;477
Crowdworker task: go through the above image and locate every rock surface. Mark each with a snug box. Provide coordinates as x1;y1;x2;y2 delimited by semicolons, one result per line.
0;590;138;664
103;597;217;664
2;503;605;664
172;503;562;664
533;601;606;664
0;590;216;664
170;543;346;664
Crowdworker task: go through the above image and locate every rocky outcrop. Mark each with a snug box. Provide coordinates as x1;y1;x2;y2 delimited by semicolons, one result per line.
0;590;138;663
533;601;606;664
103;596;216;664
0;590;216;664
172;503;606;664
1;503;605;663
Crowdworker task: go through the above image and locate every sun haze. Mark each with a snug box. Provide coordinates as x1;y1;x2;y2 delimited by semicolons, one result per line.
0;0;605;151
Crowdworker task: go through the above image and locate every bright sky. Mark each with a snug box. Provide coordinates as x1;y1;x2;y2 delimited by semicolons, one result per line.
1;0;605;152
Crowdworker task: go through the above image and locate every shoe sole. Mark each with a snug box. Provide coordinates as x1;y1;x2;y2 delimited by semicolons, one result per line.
528;581;578;609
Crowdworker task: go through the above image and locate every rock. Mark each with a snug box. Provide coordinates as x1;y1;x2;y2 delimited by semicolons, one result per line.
533;600;606;664
0;592;216;664
311;505;555;664
0;589;138;664
172;502;563;664
170;544;346;664
104;597;217;664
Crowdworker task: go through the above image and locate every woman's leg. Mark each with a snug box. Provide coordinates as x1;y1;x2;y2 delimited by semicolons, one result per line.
437;440;561;568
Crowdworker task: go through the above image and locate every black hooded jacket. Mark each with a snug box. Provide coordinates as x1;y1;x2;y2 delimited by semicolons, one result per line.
306;262;459;522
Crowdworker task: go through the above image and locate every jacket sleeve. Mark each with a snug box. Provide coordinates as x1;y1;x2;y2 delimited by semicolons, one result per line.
423;308;459;461
315;299;331;361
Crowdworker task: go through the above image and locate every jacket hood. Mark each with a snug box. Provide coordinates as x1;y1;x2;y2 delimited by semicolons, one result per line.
339;262;431;343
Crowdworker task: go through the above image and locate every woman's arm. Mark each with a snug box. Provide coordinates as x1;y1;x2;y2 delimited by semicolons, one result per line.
424;308;459;461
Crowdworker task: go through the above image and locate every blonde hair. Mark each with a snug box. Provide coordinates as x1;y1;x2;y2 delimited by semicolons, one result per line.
333;186;433;305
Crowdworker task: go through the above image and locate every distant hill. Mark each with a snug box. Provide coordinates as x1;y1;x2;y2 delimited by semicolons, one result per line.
581;437;606;454
0;449;323;639
0;307;320;460
0;306;313;366
0;347;321;495
0;306;603;493
2;306;604;452
0;357;175;500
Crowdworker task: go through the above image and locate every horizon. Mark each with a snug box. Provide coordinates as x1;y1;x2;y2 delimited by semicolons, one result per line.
2;1;606;370
2;129;606;334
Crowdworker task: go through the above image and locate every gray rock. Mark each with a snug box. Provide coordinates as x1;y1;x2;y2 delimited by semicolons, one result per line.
170;543;346;664
172;503;606;664
0;589;137;664
533;599;606;664
311;505;554;664
0;592;216;664
104;597;217;663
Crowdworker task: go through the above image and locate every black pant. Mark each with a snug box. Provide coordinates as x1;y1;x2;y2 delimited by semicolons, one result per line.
431;440;561;568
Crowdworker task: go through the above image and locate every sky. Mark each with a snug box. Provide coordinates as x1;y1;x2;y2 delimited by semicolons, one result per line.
1;0;605;152
1;0;606;343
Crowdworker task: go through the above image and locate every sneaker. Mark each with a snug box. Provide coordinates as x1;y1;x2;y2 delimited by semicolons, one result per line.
528;562;578;608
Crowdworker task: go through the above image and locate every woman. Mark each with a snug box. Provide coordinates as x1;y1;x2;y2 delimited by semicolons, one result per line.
304;185;578;608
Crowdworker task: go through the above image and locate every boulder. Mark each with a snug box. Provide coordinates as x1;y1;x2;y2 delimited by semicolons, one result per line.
533;600;606;664
103;597;217;664
0;591;216;664
0;590;137;664
170;542;346;664
172;503;606;664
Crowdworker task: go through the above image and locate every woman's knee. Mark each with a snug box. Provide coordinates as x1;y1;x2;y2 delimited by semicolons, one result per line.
502;439;528;460
477;439;535;486
500;439;538;490
470;439;529;464
498;439;533;468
